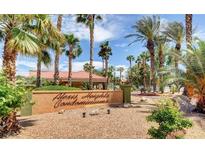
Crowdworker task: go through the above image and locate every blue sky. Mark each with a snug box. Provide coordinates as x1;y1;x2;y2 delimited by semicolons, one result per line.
1;14;205;76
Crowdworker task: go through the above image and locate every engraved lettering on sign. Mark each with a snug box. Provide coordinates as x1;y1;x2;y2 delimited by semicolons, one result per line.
53;92;110;108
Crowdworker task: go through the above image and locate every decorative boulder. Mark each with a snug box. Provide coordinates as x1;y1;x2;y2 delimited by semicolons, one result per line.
89;109;100;116
172;95;196;113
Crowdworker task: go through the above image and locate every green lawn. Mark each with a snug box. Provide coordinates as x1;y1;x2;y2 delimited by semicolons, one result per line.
34;85;81;91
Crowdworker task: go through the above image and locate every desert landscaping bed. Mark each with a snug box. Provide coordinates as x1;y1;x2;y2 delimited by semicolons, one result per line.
7;95;205;139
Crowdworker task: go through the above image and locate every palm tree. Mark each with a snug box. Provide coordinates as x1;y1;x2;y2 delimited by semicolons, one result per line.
76;14;102;90
155;35;167;93
163;22;184;90
98;41;112;89
126;55;135;82
36;51;51;87
54;14;63;85
167;40;205;109
117;67;124;83
108;66;115;80
0;15;64;84
185;14;192;49
63;34;82;86
139;52;150;90
163;22;184;72
32;15;65;87
0;15;41;83
83;63;92;72
98;49;105;74
126;55;135;69
108;66;115;90
126;15;160;92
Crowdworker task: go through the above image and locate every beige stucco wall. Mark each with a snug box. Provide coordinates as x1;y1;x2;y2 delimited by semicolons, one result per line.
32;90;123;114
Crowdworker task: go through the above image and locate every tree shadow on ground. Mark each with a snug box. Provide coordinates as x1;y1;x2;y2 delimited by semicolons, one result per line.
19;119;38;127
138;110;152;114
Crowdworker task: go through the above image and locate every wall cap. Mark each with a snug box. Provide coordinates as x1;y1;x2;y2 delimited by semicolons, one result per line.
32;90;122;94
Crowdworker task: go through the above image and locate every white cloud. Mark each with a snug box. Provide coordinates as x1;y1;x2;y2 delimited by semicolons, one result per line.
56;15;124;42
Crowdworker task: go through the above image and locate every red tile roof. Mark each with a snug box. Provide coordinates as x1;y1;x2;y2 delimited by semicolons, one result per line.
29;71;107;82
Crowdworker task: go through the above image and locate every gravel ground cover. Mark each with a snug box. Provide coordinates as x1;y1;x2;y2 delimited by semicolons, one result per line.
7;93;205;139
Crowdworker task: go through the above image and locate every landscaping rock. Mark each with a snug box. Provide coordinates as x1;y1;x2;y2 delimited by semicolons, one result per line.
89;109;100;116
123;103;132;108
172;95;196;113
58;109;65;114
140;97;147;102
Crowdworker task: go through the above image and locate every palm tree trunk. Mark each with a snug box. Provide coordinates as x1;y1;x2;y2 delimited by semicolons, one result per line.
102;58;105;73
68;50;72;87
2;34;17;83
130;61;132;83
105;58;108;89
159;45;164;93
186;14;192;49
36;54;41;87
54;50;60;84
175;43;181;91
147;39;156;92
143;59;147;90
54;15;63;85
89;17;94;90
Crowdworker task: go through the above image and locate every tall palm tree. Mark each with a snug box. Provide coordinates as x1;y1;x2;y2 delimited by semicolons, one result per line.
163;22;184;72
63;34;82;86
117;67;124;83
126;15;160;92
185;14;192;49
126;55;135;82
36;51;51;87
155;35;167;93
163;22;184;90
98;41;112;89
76;14;102;90
0;15;41;83
54;14;63;85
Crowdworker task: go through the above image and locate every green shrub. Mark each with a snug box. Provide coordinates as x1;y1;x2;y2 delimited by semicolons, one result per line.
147;98;192;139
35;85;80;91
0;72;30;137
0;73;28;117
81;82;90;90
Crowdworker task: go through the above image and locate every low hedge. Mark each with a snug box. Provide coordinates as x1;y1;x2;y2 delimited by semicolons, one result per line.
34;85;81;91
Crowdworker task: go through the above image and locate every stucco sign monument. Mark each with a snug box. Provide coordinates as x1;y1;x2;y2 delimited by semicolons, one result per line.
32;90;123;114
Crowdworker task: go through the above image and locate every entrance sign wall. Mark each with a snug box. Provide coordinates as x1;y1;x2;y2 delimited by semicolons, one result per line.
32;90;123;114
